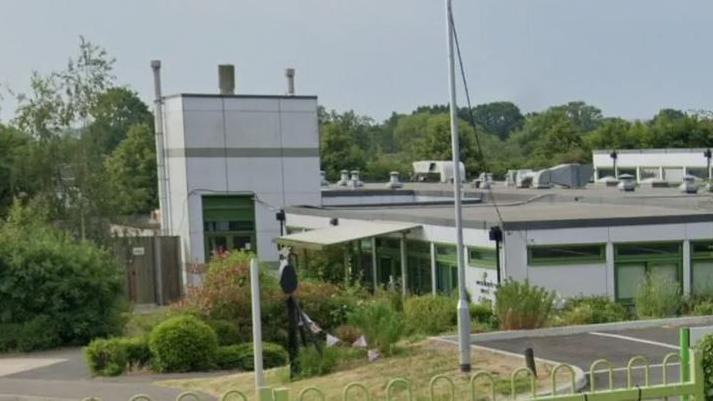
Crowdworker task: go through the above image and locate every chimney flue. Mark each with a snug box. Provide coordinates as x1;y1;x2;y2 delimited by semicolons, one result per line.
218;64;235;95
285;68;295;96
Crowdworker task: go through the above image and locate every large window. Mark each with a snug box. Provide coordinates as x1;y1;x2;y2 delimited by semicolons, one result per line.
469;247;497;269
692;241;713;296
435;244;458;294
614;242;681;302
202;195;256;260
528;244;605;266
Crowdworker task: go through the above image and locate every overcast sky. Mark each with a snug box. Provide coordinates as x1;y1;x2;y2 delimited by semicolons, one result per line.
2;0;713;122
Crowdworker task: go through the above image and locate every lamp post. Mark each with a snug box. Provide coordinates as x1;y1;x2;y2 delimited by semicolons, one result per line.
445;0;471;373
704;149;712;181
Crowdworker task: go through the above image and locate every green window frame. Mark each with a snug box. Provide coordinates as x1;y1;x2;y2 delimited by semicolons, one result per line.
202;195;256;260
468;247;497;269
528;244;605;266
614;241;682;302
691;240;713;296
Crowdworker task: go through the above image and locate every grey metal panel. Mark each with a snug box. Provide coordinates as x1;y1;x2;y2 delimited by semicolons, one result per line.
166;147;319;158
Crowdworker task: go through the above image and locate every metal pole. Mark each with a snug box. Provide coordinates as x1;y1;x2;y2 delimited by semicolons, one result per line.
250;258;265;389
371;237;378;292
445;0;471;373
151;60;170;235
680;327;690;401
400;234;407;297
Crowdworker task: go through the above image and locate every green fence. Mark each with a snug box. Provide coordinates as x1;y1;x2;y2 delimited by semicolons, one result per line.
81;350;705;401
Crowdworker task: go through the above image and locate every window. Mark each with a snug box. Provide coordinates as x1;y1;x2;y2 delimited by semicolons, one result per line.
528;244;605;265
469;247;497;269
692;241;713;296
202;195;256;260
616;242;681;258
614;242;682;302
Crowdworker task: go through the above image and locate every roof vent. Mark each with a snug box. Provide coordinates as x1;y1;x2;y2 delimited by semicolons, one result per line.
320;170;329;187
349;170;363;188
385;171;403;189
337;170;349;186
218;64;235;95
285;68;295;96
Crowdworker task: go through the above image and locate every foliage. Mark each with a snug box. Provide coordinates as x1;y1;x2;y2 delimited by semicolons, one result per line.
691;300;713;316
123;309;173;338
403;295;456;335
85;336;151;376
16;315;62;352
559;296;629;325
174;251;285;344
104;123;157;215
0;201;125;346
469;301;497;327
215;343;289;371
348;300;404;355
297;280;364;332
635;276;682;319
148;315;219;373
494;279;555;330
697;333;713;401
334;325;362;344
296;346;340;378
206;320;241;346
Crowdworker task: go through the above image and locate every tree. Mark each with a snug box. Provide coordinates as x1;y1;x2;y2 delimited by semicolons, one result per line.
549;101;603;132
105;124;158;215
470;101;524;140
87;87;153;154
319;110;369;180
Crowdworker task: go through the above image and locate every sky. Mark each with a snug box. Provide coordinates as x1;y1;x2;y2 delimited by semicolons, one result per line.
2;0;713;122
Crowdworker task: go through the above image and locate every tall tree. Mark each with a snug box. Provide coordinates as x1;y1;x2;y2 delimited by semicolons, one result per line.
87;87;153;154
470;101;525;140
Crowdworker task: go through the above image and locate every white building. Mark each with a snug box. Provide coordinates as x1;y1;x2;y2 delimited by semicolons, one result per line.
593;149;713;183
159;66;321;285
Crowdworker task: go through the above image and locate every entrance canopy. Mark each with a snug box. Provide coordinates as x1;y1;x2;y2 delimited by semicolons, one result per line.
276;221;421;250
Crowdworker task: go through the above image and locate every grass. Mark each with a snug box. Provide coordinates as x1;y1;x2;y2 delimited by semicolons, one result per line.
157;340;568;401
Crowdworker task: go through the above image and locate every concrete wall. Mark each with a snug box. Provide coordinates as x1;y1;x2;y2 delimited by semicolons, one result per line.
164;95;321;285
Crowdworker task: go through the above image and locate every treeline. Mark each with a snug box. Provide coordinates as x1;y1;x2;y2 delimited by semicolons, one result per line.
320;102;713;181
0;38;157;242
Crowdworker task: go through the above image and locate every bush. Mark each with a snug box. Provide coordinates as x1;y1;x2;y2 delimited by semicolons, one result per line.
296;346;339;378
172;252;286;344
560;296;628;325
0;324;20;352
693;300;713;316
335;325;362;344
298;281;364;332
348;300;404;355
16;315;62;352
635;276;682;319
148;315;219;373
697;333;713;401
215;343;288;371
470;302;497;327
206;320;241;346
0;202;125;346
495;279;555;330
84;337;151;376
85;338;129;376
404;295;455;335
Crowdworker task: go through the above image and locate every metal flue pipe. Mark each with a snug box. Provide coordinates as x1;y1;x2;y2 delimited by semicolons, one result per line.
151;60;170;235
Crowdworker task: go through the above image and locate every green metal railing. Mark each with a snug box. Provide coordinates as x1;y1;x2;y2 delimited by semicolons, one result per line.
81;349;705;401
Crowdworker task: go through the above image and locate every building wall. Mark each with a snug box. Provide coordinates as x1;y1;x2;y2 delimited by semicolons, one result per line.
164;95;321;285
593;149;712;182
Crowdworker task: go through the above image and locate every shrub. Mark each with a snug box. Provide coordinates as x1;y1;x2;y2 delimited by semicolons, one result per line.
298;280;363;331
635;276;682;319
123;309;172;337
403;295;455;335
348;300;404;355
84;337;151;376
296;346;339;378
85;338;129;376
215;342;288;371
335;325;362;344
206;320;241;346
0;324;20;352
172;252;286;344
0;202;125;346
560;296;628;325
148;315;218;373
693;300;713;316
16;315;62;352
470;302;497;327
495;279;555;330
697;333;713;401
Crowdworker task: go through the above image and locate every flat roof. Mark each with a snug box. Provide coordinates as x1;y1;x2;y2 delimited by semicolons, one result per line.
276;221;421;249
293;182;713;230
163;93;318;100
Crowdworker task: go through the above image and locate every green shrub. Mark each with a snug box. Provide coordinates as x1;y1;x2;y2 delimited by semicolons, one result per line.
85;338;129;376
403;295;455;335
691;300;713;316
84;337;151;376
697;333;713;401
215;342;288;371
298;280;364;332
335;325;362;344
296;346;339;378
148;315;218;373
0;324;20;352
16;315;62;352
348;300;404;355
0;202;125;346
470;302;497;327
494;279;555;330
635;276;682;319
560;296;628;325
206;320;241;346
123;310;172;337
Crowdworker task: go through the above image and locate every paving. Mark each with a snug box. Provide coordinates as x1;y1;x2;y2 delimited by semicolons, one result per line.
0;348;217;401
470;321;710;391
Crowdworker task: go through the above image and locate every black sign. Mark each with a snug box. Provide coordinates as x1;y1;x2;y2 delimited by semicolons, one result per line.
280;264;298;294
